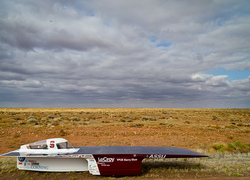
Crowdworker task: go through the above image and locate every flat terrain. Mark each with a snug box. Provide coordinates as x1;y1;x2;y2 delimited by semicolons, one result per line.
0;108;249;179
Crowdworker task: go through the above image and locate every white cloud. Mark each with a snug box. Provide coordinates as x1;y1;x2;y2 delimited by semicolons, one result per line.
205;75;229;86
2;79;43;89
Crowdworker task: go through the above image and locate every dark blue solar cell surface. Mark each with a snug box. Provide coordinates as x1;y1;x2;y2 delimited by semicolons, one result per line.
1;146;207;157
74;146;206;157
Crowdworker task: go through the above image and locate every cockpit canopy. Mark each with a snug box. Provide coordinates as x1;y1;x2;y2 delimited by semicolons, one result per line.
25;138;73;150
29;140;47;149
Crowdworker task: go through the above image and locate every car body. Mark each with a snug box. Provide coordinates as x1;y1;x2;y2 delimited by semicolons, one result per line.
1;138;207;175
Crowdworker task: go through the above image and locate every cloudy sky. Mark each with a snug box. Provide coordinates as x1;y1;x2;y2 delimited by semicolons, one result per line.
0;0;250;108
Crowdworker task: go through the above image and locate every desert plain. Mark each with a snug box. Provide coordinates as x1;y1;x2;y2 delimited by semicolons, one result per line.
0;108;249;179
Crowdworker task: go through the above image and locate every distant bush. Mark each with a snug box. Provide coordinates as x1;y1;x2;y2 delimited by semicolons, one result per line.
59;129;67;136
88;116;96;120
142;116;156;121
168;124;174;128
233;141;245;148
212;115;219;121
47;115;54;119
27;116;38;123
227;143;236;152
60;116;69;120
212;144;225;152
123;115;130;119
13;133;21;138
237;123;243;127
102;120;110;123
52;121;59;126
233;141;249;152
28;116;35;119
71;117;80;121
130;123;144;128
212;141;250;153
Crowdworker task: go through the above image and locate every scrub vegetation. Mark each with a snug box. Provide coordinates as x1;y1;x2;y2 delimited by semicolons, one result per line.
0;108;249;179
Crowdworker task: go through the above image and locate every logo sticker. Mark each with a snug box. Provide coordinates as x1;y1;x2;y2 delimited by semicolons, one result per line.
31;165;49;170
148;154;166;158
18;157;25;162
98;157;115;163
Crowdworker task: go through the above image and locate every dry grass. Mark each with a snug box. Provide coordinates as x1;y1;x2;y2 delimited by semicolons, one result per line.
0;108;249;179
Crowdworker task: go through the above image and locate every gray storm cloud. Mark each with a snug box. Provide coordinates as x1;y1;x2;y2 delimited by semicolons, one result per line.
0;0;249;108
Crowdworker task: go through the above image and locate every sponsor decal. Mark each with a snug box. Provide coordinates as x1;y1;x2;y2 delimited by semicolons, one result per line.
117;158;138;162
32;163;39;166
87;158;100;175
99;163;110;167
50;141;55;148
148;154;166;158
24;160;31;166
89;169;100;175
18;157;25;162
31;165;49;170
98;157;115;163
54;155;63;158
84;155;93;159
63;154;89;158
89;164;97;168
28;160;37;163
18;162;22;165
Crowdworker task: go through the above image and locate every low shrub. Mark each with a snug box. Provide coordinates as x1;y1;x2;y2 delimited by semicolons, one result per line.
212;141;250;153
27;116;38;123
142;116;156;121
102;121;110;123
226;143;236;152
212;144;225;152
71;117;80;121
47;115;55;119
233;141;249;152
59;129;67;136
130;123;144;128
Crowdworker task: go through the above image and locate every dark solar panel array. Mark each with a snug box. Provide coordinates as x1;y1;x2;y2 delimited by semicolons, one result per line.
1;146;207;157
74;146;206;157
